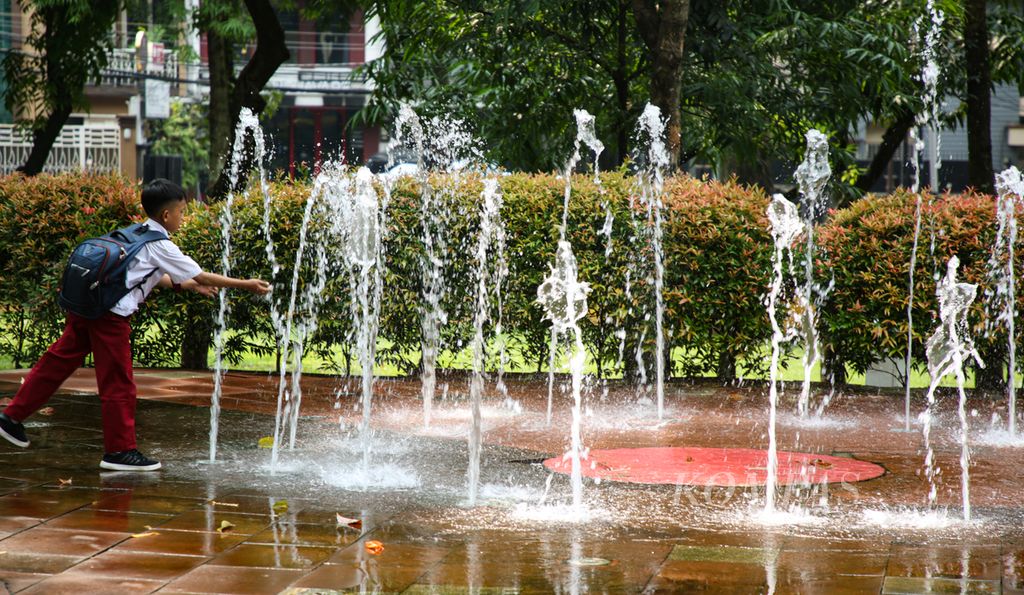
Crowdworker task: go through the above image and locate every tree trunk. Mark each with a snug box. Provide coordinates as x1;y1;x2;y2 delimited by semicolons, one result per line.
205;0;290;201
17;103;71;176
180;303;214;370
848;107;916;206
632;0;691;171
17;6;77;176
206;27;235;187
716;350;736;382
613;0;629;165
964;0;994;195
184;0;289;368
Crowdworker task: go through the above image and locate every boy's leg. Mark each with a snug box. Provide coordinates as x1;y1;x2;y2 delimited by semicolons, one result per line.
3;314;91;422
88;313;138;454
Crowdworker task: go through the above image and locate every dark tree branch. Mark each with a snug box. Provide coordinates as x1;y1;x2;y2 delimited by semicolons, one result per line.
848;106;916;204
965;0;994;195
206;0;290;201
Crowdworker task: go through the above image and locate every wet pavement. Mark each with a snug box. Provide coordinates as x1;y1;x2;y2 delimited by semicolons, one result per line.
0;368;1023;593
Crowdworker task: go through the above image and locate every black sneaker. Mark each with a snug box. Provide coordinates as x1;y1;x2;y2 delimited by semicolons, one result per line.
100;449;161;471
0;413;28;448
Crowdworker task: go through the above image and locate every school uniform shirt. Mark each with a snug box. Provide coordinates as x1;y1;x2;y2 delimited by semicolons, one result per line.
109;218;203;317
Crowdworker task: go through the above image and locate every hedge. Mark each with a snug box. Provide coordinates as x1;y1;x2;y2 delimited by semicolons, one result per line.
0;171;1014;383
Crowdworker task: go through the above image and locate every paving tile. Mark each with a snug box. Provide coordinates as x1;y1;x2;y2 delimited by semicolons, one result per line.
646;559;769;593
777;550;888;577
325;541;450;569
667;544;769;564
0;494;90;520
246;521;362;548
209;543;335;569
45;509;173;534
160;565;304;594
0;571;50;593
18;574;165;594
198;494;315;517
0;515;40;534
288;561;428;593
401;587;527;594
88;493;205;515
0;527;127;557
0;551;81;574
59;550;208;581
771;576;886;595
881;575;999;594
114;529;247;557
153;511;272;535
886;545;1002;580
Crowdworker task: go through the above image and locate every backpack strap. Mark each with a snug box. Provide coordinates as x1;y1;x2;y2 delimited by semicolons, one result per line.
118;223;172;298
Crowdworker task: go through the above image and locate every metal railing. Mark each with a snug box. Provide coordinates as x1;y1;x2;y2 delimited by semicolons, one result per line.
97;47;179;87
0;124;120;175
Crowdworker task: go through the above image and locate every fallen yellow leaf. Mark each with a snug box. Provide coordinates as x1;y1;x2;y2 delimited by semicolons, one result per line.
216;520;235;533
209;500;239;507
272;500;288;513
364;540;384;555
131;532;158;538
257;436;274;449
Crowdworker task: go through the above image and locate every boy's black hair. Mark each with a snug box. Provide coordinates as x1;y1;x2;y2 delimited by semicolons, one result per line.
141;178;187;218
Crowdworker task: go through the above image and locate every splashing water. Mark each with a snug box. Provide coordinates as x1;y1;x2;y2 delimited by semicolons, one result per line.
634;104;670;420
794;129;831;418
321;167;389;479
986;166;1024;437
765;195;804;513
467;179;505;506
275;166;348;458
905;1;945;430
390;106;441;429
538;241;591;512
547;110;603;426
923;256;982;520
209;108;260;462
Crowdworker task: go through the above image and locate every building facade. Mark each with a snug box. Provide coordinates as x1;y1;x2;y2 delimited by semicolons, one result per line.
0;1;383;186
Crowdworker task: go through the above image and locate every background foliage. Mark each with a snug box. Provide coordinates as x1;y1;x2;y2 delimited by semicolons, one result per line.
0;172;1014;383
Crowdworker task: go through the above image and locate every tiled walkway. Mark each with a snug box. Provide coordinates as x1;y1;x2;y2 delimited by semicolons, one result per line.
0;369;1022;593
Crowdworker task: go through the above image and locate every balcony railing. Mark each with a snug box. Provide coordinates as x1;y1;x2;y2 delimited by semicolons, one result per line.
97;47;180;88
0;124;120;175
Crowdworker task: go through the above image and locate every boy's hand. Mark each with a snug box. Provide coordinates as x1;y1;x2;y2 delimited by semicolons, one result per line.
248;279;272;295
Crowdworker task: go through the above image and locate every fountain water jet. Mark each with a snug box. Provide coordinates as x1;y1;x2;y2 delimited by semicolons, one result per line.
546;109;603;426
986;166;1024;437
538;240;592;512
904;0;945;431
467;179;505;506
794;129;831;419
208;108;260;462
923;256;982;520
633;104;670;420
765;195;804;514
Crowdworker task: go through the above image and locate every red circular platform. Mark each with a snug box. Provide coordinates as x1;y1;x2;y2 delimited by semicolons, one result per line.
543;447;885;486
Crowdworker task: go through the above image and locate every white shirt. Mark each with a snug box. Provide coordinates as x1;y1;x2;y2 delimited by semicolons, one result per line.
109;218;203;317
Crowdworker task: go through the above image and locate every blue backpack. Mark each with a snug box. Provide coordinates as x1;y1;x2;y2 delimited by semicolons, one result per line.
58;223;167;319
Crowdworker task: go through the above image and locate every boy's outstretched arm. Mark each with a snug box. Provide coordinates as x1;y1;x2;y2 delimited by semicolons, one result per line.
192;272;272;295
157;274;218;297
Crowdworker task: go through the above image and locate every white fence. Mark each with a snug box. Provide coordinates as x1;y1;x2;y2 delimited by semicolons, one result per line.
0;125;121;175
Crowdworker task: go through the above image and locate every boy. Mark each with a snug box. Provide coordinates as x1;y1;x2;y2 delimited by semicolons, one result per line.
0;179;270;470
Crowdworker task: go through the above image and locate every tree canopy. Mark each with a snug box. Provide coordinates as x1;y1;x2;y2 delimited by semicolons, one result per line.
363;0;1024;199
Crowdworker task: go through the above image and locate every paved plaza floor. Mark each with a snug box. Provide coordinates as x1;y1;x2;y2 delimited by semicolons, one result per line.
0;368;1022;593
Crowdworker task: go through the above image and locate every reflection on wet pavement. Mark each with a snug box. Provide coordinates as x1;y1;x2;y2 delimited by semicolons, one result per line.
0;370;1023;593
